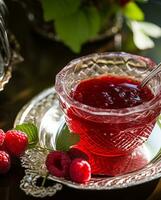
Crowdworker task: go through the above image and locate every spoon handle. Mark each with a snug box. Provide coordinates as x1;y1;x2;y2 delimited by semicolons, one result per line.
141;62;161;87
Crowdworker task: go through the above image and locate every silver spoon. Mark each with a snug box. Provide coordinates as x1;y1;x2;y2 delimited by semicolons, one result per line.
141;62;161;87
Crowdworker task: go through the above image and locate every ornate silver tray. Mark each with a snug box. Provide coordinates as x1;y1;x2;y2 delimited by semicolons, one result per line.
14;87;161;198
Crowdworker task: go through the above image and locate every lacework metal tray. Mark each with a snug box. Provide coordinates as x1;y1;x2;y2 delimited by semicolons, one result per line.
14;87;161;198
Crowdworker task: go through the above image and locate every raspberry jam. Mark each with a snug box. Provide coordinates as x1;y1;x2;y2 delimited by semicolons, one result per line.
55;52;161;175
71;75;154;109
66;75;156;158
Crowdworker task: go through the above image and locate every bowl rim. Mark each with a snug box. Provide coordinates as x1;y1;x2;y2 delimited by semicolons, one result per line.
55;52;161;116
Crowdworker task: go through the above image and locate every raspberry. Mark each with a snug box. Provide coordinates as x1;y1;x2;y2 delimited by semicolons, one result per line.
119;0;131;6
4;130;28;157
0;151;11;174
68;147;89;161
69;158;91;183
0;129;5;147
46;151;71;178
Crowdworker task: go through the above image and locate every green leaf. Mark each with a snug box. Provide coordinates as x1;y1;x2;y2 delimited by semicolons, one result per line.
133;29;154;49
136;22;161;38
55;10;90;53
15;123;39;148
129;20;157;49
157;116;161;129
55;7;101;53
84;7;101;39
123;2;144;21
41;0;81;21
136;0;149;2
55;124;80;151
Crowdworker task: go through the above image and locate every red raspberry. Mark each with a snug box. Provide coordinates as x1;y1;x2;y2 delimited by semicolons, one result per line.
0;129;5;147
4;130;28;157
69;158;91;183
0;151;11;174
68;147;89;161
46;151;71;178
119;0;132;6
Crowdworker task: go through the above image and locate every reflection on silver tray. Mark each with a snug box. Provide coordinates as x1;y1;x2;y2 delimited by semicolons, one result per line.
14;87;161;198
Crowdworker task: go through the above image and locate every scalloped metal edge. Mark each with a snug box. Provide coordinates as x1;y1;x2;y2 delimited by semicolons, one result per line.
14;87;161;193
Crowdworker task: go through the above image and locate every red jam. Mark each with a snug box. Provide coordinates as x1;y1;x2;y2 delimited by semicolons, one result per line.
71;75;154;109
65;75;156;175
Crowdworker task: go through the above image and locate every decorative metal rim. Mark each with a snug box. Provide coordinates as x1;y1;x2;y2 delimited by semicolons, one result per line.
14;88;161;196
0;33;23;91
0;66;11;91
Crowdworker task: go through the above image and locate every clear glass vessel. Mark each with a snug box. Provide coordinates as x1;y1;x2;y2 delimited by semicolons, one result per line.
55;52;161;174
0;0;23;91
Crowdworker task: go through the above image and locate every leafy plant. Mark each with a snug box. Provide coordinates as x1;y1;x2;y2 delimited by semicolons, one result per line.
41;0;161;53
